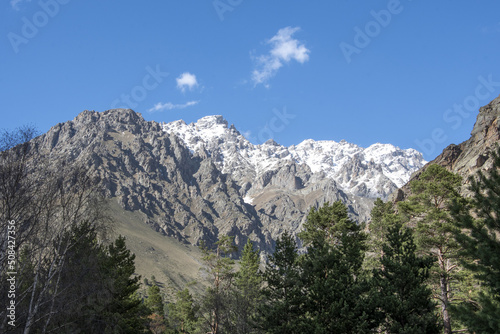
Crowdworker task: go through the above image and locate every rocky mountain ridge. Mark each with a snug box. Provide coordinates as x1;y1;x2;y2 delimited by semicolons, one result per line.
25;109;425;254
162;115;424;200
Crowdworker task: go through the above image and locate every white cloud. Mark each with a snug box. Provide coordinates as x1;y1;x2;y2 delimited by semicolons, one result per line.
148;100;199;113
252;26;310;86
176;72;198;92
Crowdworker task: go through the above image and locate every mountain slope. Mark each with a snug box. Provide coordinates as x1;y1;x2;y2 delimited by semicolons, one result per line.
26;109;425;256
34;110;262;250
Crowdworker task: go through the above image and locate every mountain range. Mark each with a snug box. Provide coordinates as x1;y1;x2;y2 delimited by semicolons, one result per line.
12;92;500;288
30;108;425;256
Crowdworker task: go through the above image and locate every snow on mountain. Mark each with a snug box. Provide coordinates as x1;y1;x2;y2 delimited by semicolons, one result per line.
162;115;426;199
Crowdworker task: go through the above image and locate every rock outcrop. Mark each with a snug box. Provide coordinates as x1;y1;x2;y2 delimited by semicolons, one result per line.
394;94;500;200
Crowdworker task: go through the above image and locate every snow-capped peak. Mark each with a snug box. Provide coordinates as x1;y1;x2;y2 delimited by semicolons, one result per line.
161;115;426;199
195;115;228;129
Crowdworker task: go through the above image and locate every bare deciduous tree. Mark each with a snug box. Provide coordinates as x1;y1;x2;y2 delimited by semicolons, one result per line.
0;127;113;333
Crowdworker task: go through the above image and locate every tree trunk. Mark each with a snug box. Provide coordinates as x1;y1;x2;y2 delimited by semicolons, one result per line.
440;274;452;334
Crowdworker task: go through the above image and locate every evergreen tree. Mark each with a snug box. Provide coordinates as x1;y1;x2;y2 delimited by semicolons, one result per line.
146;283;165;316
48;221;108;333
168;288;199;333
365;198;404;271
258;231;304;334
15;220;108;333
399;164;464;334
299;201;377;333
372;223;440;333
15;228;150;333
369;198;397;244
452;147;500;333
199;235;237;334
232;239;263;334
100;235;149;333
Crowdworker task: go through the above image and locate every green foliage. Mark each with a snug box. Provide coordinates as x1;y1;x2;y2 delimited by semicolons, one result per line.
299;200;358;247
299;201;376;333
452;146;500;333
258;231;304;334
200;235;237;291
26;221;108;333
100;235;150;333
13;225;150;333
55;222;108;332
199;235;237;334
168;288;199;333
365;198;406;270
146;283;165;316
235;239;262;295
372;223;440;333
369;198;398;242
232;239;263;334
401;164;463;252
400;164;465;333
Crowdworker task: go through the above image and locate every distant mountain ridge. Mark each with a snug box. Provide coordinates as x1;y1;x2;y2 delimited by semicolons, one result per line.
25;109;426;255
162;115;425;200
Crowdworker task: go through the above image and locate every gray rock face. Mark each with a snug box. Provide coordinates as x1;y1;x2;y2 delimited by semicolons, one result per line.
394;94;500;201
162;116;425;228
31;110;253;250
27;109;425;255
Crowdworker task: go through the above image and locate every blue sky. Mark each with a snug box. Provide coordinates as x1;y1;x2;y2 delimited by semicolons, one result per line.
2;0;500;160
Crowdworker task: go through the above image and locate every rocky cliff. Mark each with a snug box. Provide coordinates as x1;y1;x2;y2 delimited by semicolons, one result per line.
394;94;500;201
25;109;425;254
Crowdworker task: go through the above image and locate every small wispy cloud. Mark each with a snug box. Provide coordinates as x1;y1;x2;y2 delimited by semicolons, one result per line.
148;100;199;113
252;26;310;87
176;72;198;92
11;0;30;10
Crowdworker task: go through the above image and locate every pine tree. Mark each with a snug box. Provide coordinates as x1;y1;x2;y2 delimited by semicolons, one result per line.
48;221;107;333
365;198;404;271
199;235;237;334
100;235;149;333
168;288;199;333
146;283;165;316
399;164;464;334
232;239;263;334
452;147;500;333
16;220;108;333
372;223;440;333
369;198;397;238
258;231;304;334
299;201;377;333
